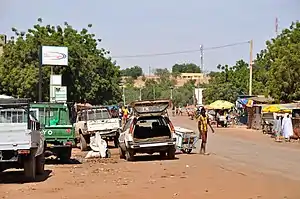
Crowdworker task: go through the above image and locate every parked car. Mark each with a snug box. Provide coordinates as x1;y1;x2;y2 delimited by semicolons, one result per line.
74;104;121;151
118;99;176;161
0;98;45;181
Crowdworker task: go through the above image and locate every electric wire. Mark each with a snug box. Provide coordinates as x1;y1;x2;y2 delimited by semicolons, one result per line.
111;41;250;58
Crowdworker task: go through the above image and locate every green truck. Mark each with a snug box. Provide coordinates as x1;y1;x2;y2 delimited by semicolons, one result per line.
30;102;75;161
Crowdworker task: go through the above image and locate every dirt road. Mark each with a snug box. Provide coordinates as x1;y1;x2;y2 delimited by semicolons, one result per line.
1;116;300;199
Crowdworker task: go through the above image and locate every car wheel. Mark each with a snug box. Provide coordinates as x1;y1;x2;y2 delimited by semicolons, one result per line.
114;137;119;148
119;147;125;159
35;152;45;175
125;150;135;161
24;152;36;181
80;134;88;151
167;147;176;159
184;148;192;154
106;149;111;158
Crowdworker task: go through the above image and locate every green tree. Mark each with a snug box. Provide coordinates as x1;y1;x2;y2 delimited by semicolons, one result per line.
172;63;201;75
121;65;143;79
0;18;121;104
257;21;300;102
154;68;170;77
203;60;249;104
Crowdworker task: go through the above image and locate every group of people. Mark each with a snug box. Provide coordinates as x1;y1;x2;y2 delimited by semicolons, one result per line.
273;113;294;142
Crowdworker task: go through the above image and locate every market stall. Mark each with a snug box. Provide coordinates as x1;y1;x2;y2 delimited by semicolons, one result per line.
207;100;234;127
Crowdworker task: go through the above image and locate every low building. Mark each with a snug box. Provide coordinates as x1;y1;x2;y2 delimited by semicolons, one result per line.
121;73;210;88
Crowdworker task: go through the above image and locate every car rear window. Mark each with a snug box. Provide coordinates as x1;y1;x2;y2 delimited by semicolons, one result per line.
136;116;167;127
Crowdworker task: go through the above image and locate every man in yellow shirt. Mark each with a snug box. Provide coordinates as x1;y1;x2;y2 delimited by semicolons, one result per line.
122;106;129;126
198;108;215;155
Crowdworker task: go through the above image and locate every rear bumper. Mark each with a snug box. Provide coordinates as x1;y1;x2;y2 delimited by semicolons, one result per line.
127;139;176;153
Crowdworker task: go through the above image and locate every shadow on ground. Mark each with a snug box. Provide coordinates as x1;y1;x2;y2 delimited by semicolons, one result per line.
132;154;179;162
0;169;52;184
45;158;82;165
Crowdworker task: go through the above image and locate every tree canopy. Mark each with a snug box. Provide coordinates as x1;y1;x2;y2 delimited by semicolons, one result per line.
204;21;300;103
120;65;143;79
203;60;249;104
0;18;121;104
172;63;201;75
258;21;300;102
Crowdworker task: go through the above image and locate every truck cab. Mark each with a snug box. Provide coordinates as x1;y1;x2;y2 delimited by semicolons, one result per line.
0;98;45;180
30;103;75;161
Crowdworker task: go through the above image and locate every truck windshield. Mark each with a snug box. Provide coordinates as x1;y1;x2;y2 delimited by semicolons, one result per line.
0;108;27;123
87;109;110;120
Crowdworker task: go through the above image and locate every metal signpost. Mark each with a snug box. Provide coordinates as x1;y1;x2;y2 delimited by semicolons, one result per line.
39;46;68;102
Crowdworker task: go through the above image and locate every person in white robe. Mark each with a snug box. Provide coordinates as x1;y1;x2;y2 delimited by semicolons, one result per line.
282;113;293;141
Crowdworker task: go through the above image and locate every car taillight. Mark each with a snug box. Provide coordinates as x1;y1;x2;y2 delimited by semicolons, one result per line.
129;118;137;134
129;123;134;134
169;121;175;133
66;129;71;133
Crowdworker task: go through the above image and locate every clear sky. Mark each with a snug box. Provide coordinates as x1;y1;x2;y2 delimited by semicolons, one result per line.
0;0;299;73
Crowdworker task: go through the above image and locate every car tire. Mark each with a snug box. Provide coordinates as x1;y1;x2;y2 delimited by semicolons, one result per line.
125;150;135;161
24;153;36;181
119;147;125;159
80;134;88;151
167;147;176;159
106;149;111;158
35;153;45;175
114;137;119;148
58;148;72;162
184;148;192;154
159;152;166;158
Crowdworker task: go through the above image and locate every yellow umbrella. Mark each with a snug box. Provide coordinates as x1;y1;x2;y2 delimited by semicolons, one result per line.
209;100;234;109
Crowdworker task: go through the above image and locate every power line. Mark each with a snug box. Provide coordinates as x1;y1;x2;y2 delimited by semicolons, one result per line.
111;41;250;59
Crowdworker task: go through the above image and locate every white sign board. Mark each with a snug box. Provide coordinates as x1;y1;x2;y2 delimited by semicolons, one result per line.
54;86;67;102
41;46;68;66
194;88;204;105
50;75;62;86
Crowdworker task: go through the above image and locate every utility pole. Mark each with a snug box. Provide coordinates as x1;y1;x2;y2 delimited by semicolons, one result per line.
200;45;204;72
148;66;151;77
122;85;126;105
249;40;253;96
170;87;173;100
139;87;142;101
275;17;278;36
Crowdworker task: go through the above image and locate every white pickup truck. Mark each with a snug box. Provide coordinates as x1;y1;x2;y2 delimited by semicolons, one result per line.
0;98;45;181
74;104;121;151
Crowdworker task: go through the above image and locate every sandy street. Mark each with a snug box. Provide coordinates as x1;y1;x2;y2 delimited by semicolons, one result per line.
1;116;300;199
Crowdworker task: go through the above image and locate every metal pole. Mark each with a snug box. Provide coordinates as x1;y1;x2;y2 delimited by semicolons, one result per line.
249;40;253;96
200;45;204;72
139;88;142;101
38;64;42;102
122;86;126;105
170;88;173;100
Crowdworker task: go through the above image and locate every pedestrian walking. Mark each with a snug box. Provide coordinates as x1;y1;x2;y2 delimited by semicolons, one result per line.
282;113;293;142
274;115;282;142
197;108;215;155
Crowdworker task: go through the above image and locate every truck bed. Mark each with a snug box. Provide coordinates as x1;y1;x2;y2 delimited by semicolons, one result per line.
0;123;32;150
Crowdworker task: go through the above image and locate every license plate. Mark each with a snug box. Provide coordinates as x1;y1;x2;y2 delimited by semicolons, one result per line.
47;144;54;147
